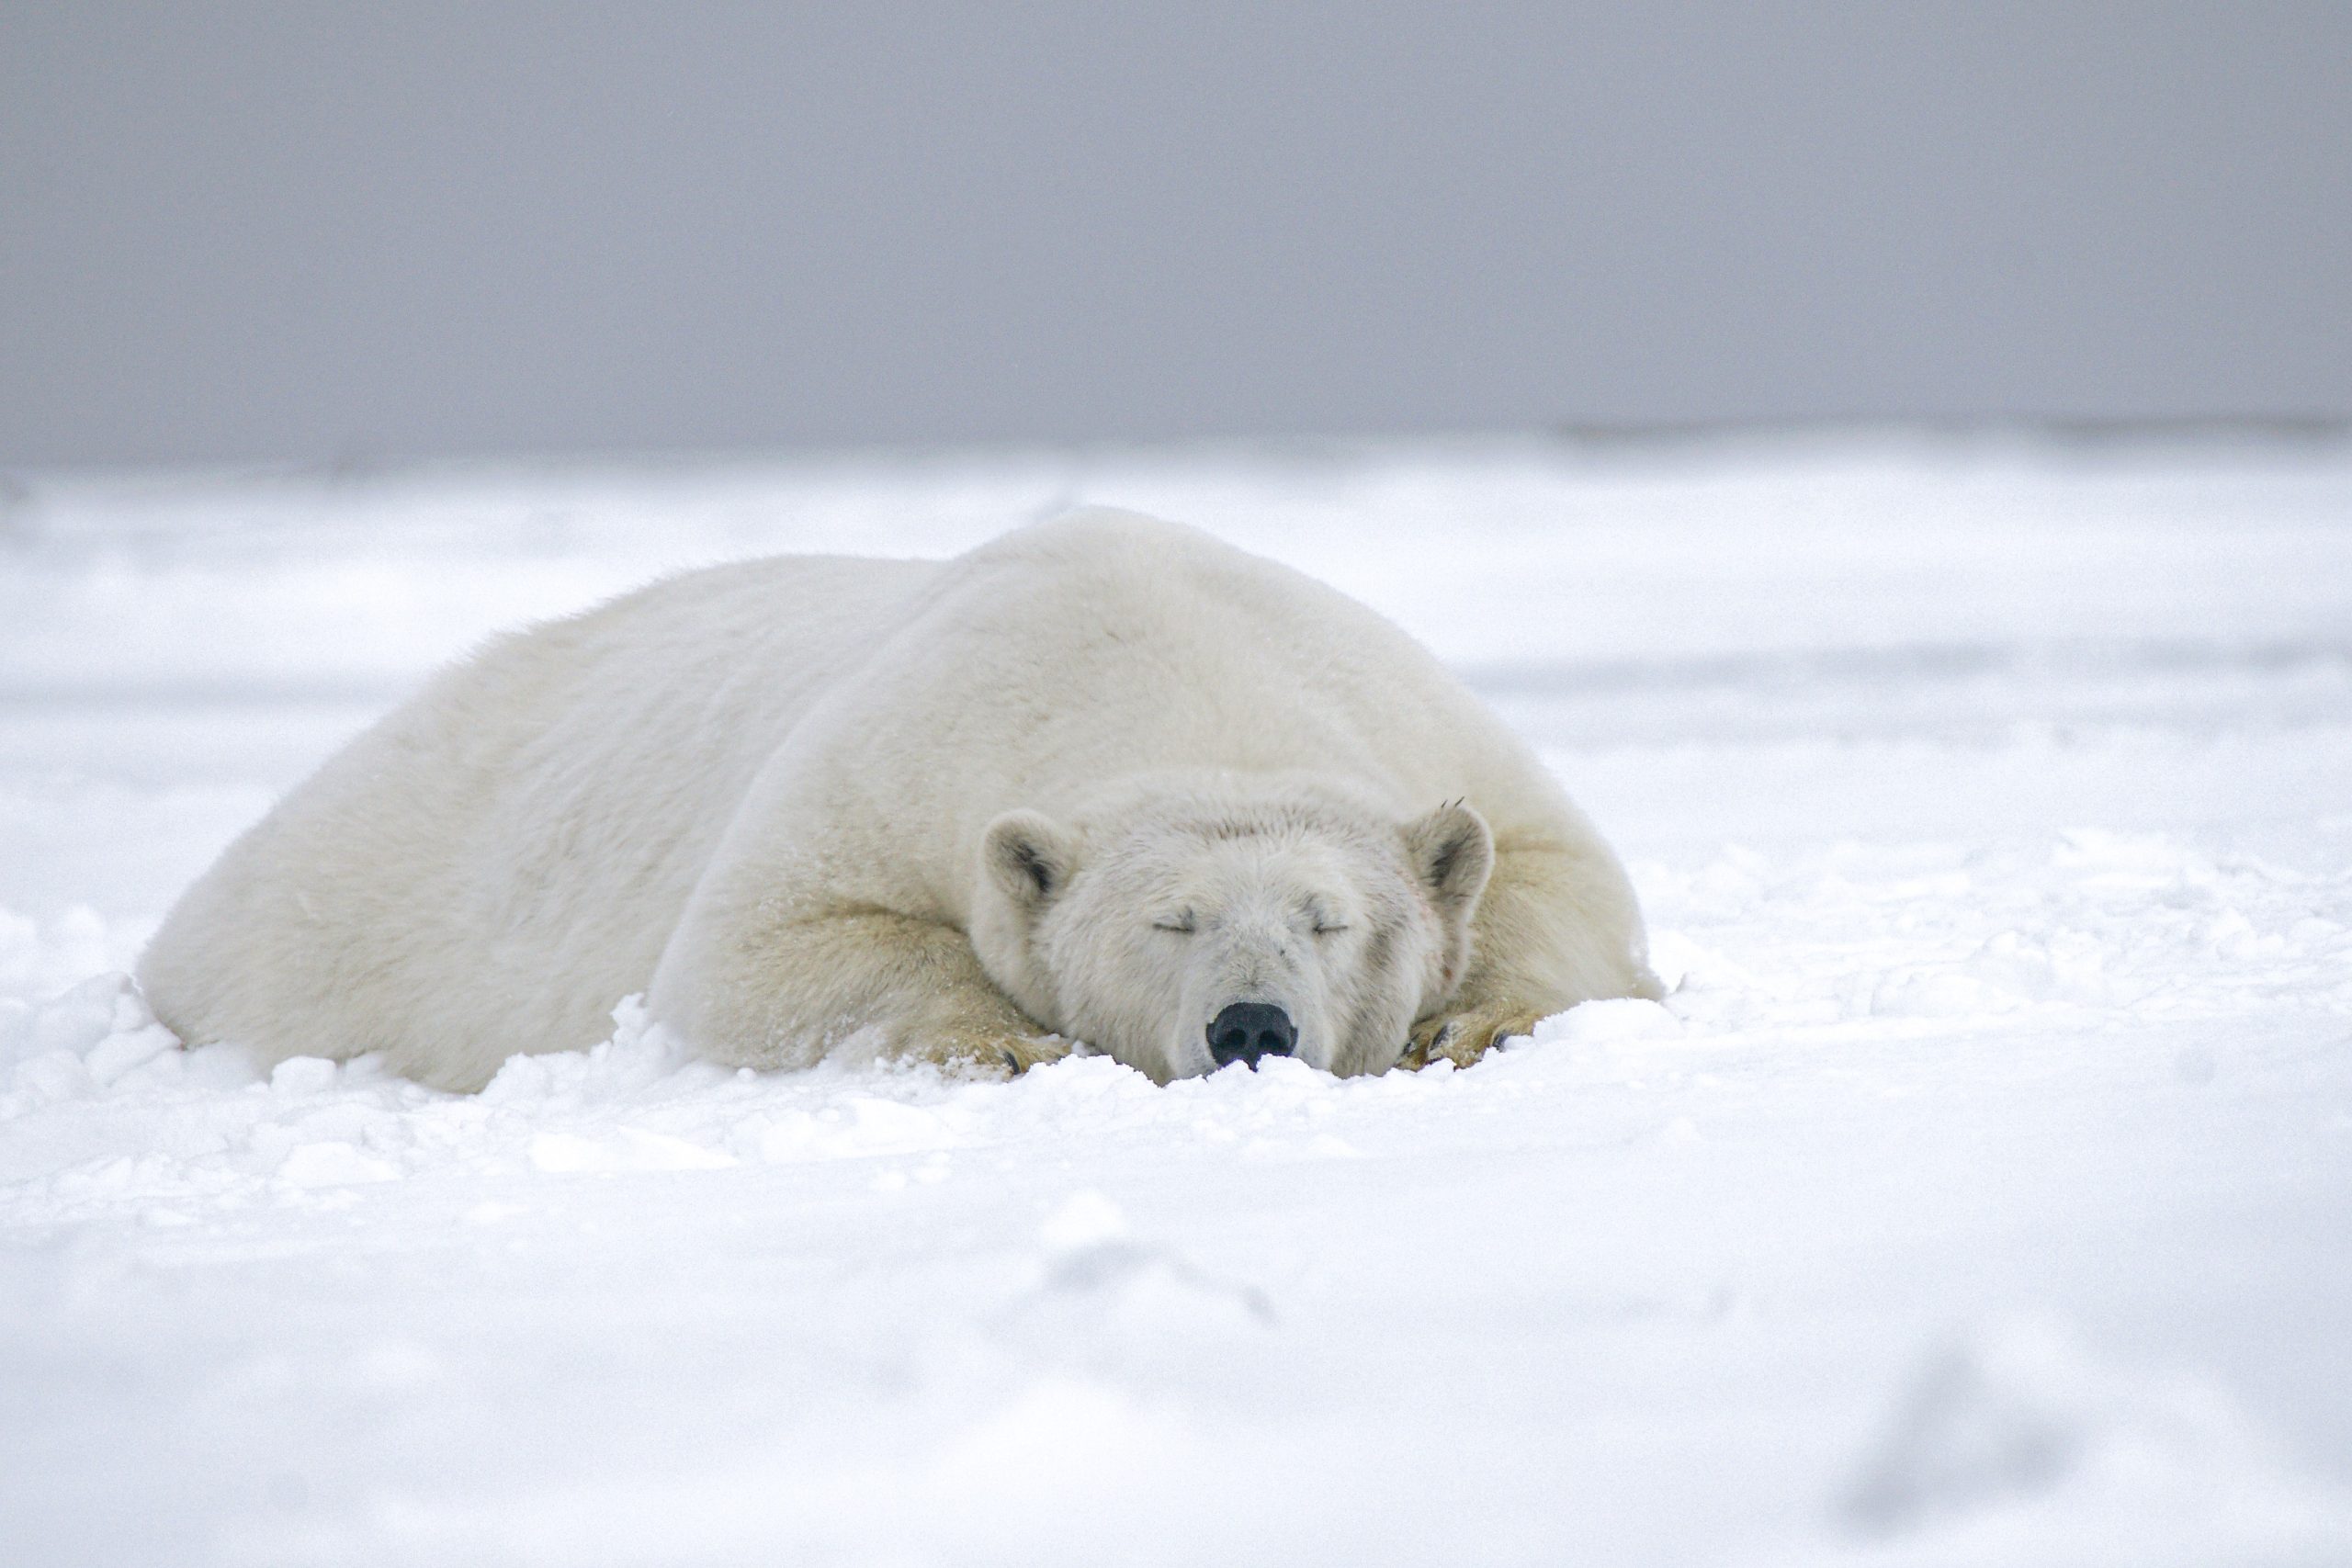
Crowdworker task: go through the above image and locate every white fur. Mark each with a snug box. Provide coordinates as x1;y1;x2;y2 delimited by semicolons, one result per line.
140;510;1658;1089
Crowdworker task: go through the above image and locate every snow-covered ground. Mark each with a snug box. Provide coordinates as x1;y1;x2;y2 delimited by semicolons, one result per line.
4;433;2350;1565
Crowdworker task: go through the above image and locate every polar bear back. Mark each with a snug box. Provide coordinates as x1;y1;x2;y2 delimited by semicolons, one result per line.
684;510;1592;931
139;553;944;1086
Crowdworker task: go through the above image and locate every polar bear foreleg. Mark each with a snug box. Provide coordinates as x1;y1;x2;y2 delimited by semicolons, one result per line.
658;908;1070;1077
1403;842;1660;1069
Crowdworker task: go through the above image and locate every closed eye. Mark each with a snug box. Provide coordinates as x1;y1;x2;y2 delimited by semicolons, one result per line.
1152;914;1196;933
1312;921;1350;936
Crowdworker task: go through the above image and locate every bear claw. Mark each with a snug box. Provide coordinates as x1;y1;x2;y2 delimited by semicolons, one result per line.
1401;1006;1544;1071
989;1033;1074;1077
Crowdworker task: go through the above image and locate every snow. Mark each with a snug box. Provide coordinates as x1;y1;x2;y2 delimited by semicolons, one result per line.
4;433;2350;1565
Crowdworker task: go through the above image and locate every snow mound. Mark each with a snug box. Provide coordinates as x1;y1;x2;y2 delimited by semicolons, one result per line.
0;982;1505;1230
1832;1321;2352;1566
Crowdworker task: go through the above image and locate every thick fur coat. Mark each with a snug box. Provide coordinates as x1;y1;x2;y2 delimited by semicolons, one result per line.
140;511;1659;1089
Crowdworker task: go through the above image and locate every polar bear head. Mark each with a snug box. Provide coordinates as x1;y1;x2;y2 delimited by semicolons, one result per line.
971;778;1494;1081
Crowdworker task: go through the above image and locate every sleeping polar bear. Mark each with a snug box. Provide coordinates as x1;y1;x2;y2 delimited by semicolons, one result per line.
140;510;1660;1090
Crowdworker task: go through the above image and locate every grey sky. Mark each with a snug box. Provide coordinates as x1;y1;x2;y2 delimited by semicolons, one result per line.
4;2;2348;469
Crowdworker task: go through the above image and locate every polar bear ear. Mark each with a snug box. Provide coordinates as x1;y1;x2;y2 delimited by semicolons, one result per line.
983;809;1078;914
1404;800;1495;915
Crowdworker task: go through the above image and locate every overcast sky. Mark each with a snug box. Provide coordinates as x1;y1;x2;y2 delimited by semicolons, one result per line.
4;2;2348;469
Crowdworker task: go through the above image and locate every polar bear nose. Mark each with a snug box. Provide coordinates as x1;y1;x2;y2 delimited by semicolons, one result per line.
1208;1003;1295;1068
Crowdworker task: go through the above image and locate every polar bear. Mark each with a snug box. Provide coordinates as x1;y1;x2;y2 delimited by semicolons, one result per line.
139;510;1658;1090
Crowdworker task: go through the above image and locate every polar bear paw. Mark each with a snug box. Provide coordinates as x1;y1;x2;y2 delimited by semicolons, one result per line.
928;1031;1073;1078
1400;1004;1545;1071
995;1033;1076;1077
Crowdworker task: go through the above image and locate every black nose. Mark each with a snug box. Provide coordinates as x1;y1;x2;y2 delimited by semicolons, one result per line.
1208;1003;1296;1068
